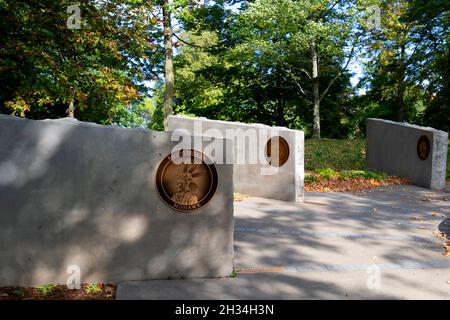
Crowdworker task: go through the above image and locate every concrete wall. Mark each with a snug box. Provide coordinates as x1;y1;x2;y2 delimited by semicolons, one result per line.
168;115;304;202
366;118;448;189
0;114;234;286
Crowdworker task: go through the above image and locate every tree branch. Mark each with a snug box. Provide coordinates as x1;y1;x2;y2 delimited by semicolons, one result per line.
319;42;355;103
284;63;309;95
172;32;214;49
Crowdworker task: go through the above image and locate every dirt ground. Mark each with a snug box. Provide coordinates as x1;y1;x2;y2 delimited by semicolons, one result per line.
0;284;116;300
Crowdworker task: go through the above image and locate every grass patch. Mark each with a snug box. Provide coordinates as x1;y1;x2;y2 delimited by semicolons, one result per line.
305;138;365;171
34;284;57;295
310;169;387;181
84;283;103;295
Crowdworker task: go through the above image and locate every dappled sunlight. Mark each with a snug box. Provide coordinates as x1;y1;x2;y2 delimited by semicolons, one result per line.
118;215;149;243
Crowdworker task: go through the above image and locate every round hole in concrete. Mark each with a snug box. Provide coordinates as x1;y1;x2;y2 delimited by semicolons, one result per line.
265;136;290;167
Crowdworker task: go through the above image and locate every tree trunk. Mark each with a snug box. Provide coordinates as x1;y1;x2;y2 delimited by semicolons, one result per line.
396;45;406;122
162;0;174;130
311;40;321;139
67;99;75;118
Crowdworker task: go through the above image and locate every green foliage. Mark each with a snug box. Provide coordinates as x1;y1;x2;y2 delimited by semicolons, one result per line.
357;0;450;132
0;0;160;123
147;84;165;131
315;168;339;179
340;170;386;180
34;284;57;295
173;0;356;136
84;283;102;294
229;268;241;278
313;168;387;180
12;289;25;297
305;175;319;182
0;0;448;137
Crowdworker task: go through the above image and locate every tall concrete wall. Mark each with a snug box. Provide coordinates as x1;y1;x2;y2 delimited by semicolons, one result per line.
0;114;234;286
168;115;304;202
366;118;448;189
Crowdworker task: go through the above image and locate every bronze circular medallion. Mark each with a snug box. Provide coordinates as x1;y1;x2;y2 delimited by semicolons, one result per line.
417;135;430;160
265;136;290;167
155;149;218;212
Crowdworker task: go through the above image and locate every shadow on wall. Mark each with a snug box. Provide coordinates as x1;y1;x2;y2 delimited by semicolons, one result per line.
0;116;233;286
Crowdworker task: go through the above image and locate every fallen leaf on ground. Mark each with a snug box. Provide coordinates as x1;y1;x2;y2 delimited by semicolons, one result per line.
431;212;444;217
305;176;411;193
234;193;251;202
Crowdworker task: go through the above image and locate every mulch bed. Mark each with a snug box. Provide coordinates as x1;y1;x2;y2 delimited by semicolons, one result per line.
305;176;412;192
0;284;116;300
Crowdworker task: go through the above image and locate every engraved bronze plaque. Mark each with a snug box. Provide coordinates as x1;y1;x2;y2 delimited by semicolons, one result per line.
155;149;218;211
417;135;430;160
265;136;290;167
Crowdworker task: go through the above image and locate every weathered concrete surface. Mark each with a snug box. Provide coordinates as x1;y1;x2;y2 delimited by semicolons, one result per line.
167;115;304;202
117;184;450;299
366;118;448;189
0;114;234;286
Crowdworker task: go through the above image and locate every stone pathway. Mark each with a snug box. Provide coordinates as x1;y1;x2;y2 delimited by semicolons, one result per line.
117;185;450;299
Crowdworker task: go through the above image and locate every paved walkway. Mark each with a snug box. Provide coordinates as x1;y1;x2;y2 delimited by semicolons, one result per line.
117;185;450;299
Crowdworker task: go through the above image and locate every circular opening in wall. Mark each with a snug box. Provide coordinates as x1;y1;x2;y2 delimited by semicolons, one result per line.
265;136;290;167
417;135;430;160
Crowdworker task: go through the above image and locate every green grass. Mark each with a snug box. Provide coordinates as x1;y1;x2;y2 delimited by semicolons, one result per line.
305;138;366;171
312;168;387;180
34;284;56;295
84;283;102;294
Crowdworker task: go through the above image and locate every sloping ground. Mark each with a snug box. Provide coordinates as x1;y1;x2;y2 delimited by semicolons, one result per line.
118;184;450;300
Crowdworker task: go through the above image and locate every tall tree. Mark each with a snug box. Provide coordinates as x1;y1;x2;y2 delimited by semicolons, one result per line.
358;0;429;122
232;0;357;138
161;0;175;129
0;0;158;123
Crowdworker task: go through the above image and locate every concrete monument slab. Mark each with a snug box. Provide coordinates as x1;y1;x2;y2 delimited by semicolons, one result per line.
366;118;448;189
167;115;304;202
0;114;234;286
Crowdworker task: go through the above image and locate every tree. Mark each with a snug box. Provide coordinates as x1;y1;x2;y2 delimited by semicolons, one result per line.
152;0;213;129
231;0;357;138
409;0;450;131
0;0;158;123
358;0;423;122
171;0;356;137
357;0;450;131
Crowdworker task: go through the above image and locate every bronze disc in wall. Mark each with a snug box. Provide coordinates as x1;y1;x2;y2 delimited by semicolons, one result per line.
265;136;290;167
416;135;430;160
155;149;218;212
